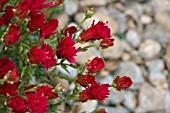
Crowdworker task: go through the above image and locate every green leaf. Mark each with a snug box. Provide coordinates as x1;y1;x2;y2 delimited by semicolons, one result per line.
58;72;74;81
0;95;7;105
61;64;70;74
81;112;87;113
21;67;26;77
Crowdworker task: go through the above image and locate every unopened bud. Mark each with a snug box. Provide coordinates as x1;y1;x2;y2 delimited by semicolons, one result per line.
53;0;63;6
7;69;20;82
85;8;94;18
92;109;107;113
54;84;66;93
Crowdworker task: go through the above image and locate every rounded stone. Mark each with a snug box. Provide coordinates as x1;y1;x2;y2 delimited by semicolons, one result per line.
139;39;161;59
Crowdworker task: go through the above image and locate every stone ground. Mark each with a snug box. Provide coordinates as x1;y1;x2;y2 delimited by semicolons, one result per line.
51;0;170;113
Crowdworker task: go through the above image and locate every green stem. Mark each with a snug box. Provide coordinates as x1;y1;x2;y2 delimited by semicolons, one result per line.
77;17;87;29
18;75;29;88
49;39;58;44
56;63;78;69
109;84;116;88
32;40;42;45
58;72;75;82
79;44;99;51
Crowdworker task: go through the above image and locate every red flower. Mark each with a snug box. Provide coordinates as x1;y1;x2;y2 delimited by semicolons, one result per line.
28;42;56;70
64;26;77;35
78;90;91;102
93;109;107;113
7;69;20;82
0;0;8;12
85;57;105;73
0;17;5;26
113;76;133;91
3;24;21;47
26;93;48;113
16;0;53;18
0;6;14;26
6;96;27;113
100;38;114;49
28;11;45;32
0;56;16;79
56;33;80;63
37;85;58;98
40;19;58;40
0;82;18;96
80;21;111;42
76;74;96;87
79;83;110;102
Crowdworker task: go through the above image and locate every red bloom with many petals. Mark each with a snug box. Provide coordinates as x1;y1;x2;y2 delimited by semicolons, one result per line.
40;19;58;39
85;57;105;73
80;21;111;42
16;0;53;18
0;6;14;26
28;11;45;32
56;33;80;63
0;82;18;96
76;74;96;87
6;96;27;113
79;83;110;102
28;42;56;70
113;76;133;91
0;56;16;79
37;85;58;98
0;0;8;12
3;24;21;47
26;93;48;113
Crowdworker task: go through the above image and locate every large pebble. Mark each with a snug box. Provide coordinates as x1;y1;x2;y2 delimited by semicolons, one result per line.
136;83;169;113
64;0;79;15
125;29;141;48
76;100;98;113
165;45;170;70
101;37;124;59
144;24;170;44
139;39;161;59
80;0;107;6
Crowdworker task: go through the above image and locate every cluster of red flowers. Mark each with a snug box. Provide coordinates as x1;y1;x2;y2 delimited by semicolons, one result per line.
76;57;110;102
2;84;58;113
28;42;56;70
80;21;114;49
76;57;133;102
0;0;133;112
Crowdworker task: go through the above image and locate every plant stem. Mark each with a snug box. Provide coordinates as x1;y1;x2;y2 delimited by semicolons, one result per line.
77;17;87;29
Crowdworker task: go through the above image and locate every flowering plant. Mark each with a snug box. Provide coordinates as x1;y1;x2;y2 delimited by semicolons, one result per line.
0;0;132;113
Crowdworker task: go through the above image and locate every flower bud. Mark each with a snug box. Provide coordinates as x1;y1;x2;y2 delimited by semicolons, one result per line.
92;109;107;113
85;57;105;73
85;8;94;18
113;76;133;91
54;84;66;93
7;69;20;82
53;0;63;6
